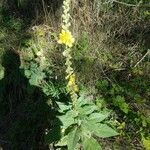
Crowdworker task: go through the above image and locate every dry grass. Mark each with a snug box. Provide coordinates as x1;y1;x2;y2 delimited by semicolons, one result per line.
16;0;149;89
21;0;149;88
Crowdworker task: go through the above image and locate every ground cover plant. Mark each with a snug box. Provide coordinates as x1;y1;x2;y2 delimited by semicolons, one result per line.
0;0;149;150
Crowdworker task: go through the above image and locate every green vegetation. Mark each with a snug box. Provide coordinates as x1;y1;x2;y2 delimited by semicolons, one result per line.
0;0;149;150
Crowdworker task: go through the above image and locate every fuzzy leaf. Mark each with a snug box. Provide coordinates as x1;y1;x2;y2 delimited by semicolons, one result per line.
92;124;118;138
82;121;118;138
68;127;80;150
88;112;110;122
24;69;31;78
56;135;68;146
56;102;72;113
77;95;93;107
78;105;98;115
94;124;118;138
58;110;78;129
82;137;102;150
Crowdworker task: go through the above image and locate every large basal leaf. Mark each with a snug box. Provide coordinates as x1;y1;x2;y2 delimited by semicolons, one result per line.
58;110;78;129
58;115;74;130
82;121;118;138
82;137;102;150
88;112;110;122
56;102;72;113
76;95;93;108
67;127;80;150
78;105;98;116
92;123;118;138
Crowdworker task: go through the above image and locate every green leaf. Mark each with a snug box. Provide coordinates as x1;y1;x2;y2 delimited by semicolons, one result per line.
78;105;98;115
77;95;93;107
56;102;72;113
58;115;74;129
88;112;110;122
82;121;118;138
92;124;118;138
58;110;78;129
96;80;109;92
113;96;129;114
82;137;102;150
68;127;80;150
0;66;4;80
142;137;150;150
56;135;68;146
24;69;31;78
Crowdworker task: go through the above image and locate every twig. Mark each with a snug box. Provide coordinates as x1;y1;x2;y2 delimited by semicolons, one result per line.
112;0;150;8
134;50;150;67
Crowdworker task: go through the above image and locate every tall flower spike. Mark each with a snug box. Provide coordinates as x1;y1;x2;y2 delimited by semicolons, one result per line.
58;0;78;103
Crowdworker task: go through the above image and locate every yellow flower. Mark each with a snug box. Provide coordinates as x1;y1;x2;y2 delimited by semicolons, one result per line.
58;30;75;47
67;74;79;92
68;74;76;85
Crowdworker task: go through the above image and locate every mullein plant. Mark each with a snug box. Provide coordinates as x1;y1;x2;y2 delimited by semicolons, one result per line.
53;0;118;149
58;0;78;105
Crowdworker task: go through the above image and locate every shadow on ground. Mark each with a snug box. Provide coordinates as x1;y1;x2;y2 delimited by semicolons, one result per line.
0;50;61;150
0;1;63;149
